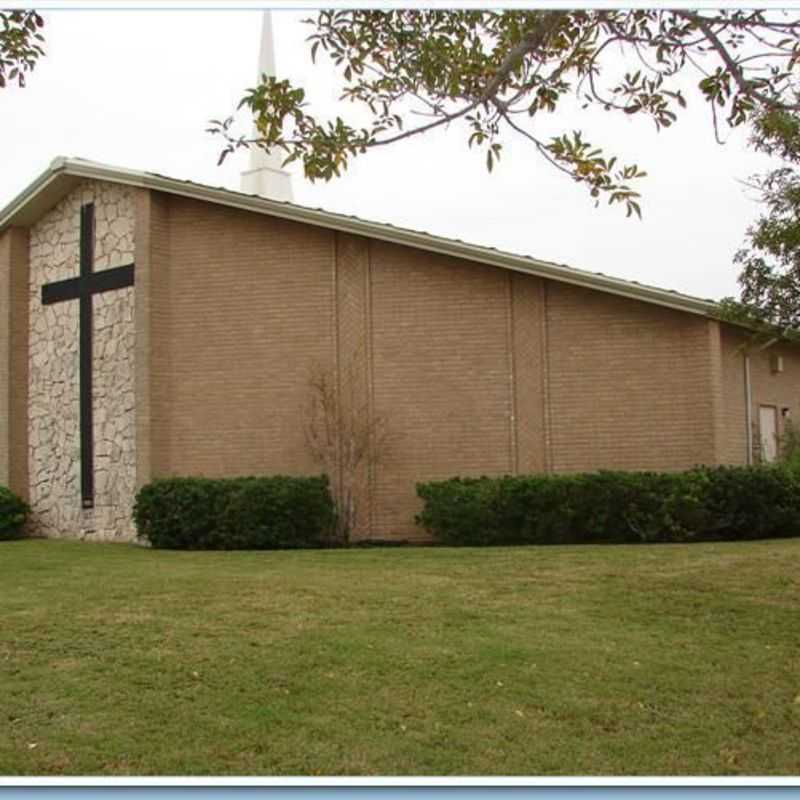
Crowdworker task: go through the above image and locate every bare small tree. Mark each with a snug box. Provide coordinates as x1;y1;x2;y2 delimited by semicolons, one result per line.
304;354;390;544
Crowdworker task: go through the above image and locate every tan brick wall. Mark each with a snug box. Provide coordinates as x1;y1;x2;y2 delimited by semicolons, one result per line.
510;273;548;475
748;340;800;436
0;227;29;498
152;195;335;478
369;241;515;539
146;191;800;541
334;232;373;539
747;336;800;462
707;320;727;465
544;283;720;472
719;325;748;465
718;325;800;465
134;188;171;487
0;230;9;488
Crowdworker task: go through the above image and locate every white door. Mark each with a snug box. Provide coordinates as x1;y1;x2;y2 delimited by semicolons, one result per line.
759;405;779;463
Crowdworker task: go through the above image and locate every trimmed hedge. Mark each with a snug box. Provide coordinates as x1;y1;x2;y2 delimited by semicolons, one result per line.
416;466;800;546
133;475;336;550
0;486;29;541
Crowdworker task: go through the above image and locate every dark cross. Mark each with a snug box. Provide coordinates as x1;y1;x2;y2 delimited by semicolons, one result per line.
41;203;135;509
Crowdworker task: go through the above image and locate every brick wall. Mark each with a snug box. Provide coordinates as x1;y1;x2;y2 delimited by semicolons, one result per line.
141;190;800;541
0;227;29;498
718;325;800;465
510;273;548;475
719;325;748;465
747;335;800;462
134;188;170;487
151;195;335;479
545;283;721;472
333;232;373;538
368;241;517;539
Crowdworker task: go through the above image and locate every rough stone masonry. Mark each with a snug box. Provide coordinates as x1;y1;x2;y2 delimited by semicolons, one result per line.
27;181;136;540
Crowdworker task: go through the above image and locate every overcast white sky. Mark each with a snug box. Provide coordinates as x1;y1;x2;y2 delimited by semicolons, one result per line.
1;7;782;300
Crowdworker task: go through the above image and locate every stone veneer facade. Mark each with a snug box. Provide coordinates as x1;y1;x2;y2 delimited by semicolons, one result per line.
28;181;136;540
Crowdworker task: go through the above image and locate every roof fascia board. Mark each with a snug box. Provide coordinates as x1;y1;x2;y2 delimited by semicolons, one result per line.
2;158;715;318
0;158;80;230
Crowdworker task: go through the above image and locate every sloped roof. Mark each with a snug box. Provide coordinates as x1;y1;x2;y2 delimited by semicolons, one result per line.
0;156;718;318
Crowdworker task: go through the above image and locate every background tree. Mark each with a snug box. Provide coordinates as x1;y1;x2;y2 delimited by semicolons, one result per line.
0;10;44;89
213;9;800;218
719;109;800;337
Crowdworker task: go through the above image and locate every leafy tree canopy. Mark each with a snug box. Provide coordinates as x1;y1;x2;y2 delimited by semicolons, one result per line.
0;10;44;89
212;10;800;218
719;109;800;339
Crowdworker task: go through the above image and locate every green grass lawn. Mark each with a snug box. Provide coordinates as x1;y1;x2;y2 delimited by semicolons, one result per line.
1;538;799;776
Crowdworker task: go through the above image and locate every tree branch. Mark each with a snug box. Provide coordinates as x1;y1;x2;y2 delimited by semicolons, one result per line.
368;11;567;149
679;10;800;112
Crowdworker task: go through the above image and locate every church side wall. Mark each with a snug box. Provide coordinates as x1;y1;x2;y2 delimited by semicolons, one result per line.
544;283;721;472
156;204;537;542
27;181;136;540
152;194;739;541
155;195;335;479
368;241;519;540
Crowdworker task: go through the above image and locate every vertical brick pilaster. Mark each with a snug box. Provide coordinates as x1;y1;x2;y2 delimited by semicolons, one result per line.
0;227;29;499
511;272;547;475
335;232;372;539
505;273;517;473
0;231;10;489
540;280;553;473
134;189;171;488
706;319;725;465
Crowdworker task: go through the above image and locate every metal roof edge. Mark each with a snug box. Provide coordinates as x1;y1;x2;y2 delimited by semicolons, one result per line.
0;159;65;230
2;157;718;318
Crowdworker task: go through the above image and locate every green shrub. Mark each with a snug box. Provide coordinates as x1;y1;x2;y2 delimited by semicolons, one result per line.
779;420;800;476
133;475;336;550
416;466;800;546
0;486;29;541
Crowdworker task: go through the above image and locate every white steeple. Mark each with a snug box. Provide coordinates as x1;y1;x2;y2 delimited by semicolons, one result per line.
240;10;294;202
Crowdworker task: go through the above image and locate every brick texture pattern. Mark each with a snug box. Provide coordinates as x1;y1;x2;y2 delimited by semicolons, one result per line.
719;327;800;464
0;230;10;488
369;241;514;539
545;283;720;472
719;326;748;464
510;273;547;475
334;232;373;539
134;188;171;487
0;227;29;497
152;195;335;478
744;331;800;461
137;193;800;539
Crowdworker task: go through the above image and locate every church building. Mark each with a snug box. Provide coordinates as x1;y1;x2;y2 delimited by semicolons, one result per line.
3;155;800;543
